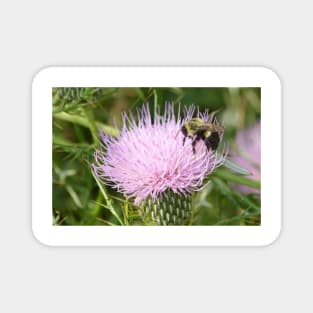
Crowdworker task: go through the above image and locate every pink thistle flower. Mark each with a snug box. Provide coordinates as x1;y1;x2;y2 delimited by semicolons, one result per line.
231;120;260;194
92;103;225;206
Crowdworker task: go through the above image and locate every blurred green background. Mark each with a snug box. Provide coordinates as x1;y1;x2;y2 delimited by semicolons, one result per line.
53;87;261;226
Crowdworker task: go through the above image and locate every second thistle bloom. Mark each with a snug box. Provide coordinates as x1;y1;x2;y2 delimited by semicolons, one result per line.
231;120;260;194
93;104;224;206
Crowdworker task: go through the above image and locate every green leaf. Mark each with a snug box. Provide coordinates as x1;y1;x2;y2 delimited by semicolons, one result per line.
211;177;240;206
222;158;251;175
91;171;124;225
215;168;261;189
66;185;83;208
215;216;241;225
212;177;260;212
53;112;118;137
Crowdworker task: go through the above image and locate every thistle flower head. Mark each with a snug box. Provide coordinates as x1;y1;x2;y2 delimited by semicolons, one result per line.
92;103;225;205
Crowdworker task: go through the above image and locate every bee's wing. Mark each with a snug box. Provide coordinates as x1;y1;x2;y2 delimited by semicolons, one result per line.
206;123;224;134
216;124;225;134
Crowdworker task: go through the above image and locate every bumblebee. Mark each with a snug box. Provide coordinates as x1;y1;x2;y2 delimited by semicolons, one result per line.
181;117;224;153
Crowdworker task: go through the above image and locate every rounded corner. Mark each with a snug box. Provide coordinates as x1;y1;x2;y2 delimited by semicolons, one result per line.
259;66;282;88
260;224;282;247
32;66;55;87
31;225;53;247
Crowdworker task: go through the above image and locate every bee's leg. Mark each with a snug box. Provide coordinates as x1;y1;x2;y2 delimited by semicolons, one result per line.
192;141;196;154
192;134;201;154
181;126;187;146
205;139;211;152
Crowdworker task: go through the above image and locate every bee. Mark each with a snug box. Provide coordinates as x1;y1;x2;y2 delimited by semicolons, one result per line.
181;117;224;154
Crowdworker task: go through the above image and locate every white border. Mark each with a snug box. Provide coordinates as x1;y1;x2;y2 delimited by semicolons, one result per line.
32;67;281;246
